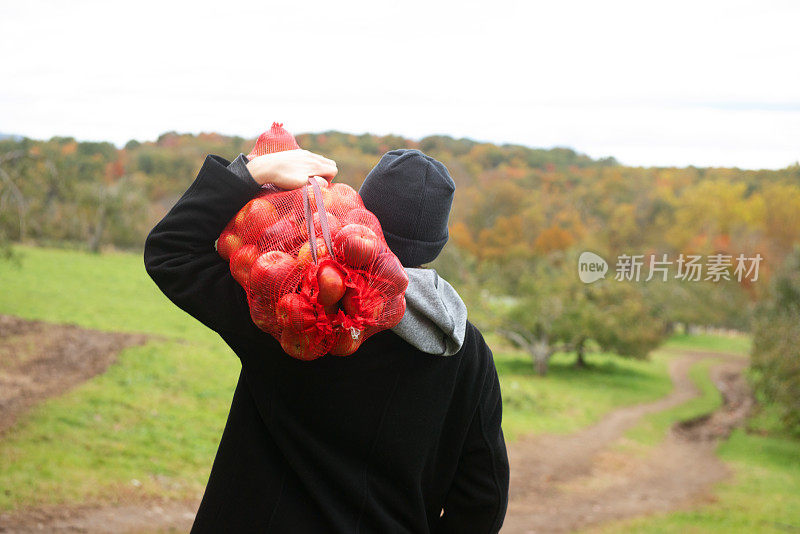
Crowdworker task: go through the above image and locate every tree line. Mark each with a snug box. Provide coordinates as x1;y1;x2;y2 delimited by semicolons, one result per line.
1;130;798;433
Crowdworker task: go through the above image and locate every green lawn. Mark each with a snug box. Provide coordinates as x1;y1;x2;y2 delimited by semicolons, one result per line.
662;332;751;356
488;338;674;440
0;341;238;508
0;246;215;341
0;246;239;509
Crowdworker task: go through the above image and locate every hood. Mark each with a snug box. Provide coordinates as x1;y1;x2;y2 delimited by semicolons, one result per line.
390;268;468;356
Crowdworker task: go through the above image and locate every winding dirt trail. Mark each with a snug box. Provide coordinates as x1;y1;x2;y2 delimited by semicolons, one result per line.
501;350;752;533
0;316;751;533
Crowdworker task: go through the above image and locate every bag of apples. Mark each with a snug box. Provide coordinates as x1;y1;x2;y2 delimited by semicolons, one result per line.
216;123;409;360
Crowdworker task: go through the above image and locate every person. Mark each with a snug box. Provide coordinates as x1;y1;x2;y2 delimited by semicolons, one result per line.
143;145;509;533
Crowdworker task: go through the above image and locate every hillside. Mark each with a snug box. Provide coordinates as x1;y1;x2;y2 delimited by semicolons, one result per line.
1;130;799;335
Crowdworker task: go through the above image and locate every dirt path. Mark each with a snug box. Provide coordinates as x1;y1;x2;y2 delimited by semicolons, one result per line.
0;500;198;534
0;314;147;434
501;350;752;533
0;318;750;533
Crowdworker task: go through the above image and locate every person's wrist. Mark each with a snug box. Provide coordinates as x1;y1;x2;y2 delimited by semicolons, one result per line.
245;158;273;186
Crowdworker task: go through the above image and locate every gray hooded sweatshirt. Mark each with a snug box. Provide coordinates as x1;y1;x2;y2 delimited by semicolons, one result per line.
391;267;468;357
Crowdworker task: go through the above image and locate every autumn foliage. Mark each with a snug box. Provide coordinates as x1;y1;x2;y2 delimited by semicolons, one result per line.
1;130;799;351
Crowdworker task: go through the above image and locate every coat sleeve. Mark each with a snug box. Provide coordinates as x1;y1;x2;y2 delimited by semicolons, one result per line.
437;331;510;533
143;153;265;340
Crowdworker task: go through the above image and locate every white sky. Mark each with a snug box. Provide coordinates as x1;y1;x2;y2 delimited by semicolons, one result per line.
1;0;799;169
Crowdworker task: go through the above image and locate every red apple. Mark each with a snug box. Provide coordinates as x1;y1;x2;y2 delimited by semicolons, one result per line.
316;263;346;306
233;199;252;230
230;244;259;288
250;250;300;298
341;286;384;321
334;224;381;268
217;230;243;261
329;202;357;218
316;211;342;238
241;198;279;242
308;178;334;209
329;328;362;357
297;241;329;266
343;208;381;234
260;218;304;252
268;191;302;217
249;298;273;332
298;211;341;242
330;183;359;204
340;286;359;317
280;328;318;361
276;293;317;330
372;252;409;293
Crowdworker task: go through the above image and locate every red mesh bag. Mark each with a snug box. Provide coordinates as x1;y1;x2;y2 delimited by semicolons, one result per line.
247;122;300;157
217;124;408;360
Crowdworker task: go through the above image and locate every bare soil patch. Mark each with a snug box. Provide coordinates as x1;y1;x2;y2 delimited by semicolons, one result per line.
0;314;147;434
0;499;197;534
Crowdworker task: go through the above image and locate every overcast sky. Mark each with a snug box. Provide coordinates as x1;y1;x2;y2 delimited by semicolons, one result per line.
2;0;798;169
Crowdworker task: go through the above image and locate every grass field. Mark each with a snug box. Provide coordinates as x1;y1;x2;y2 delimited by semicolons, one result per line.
662;332;751;356
0;246;214;340
0;245;797;532
0;246;237;509
491;342;673;440
0;246;676;509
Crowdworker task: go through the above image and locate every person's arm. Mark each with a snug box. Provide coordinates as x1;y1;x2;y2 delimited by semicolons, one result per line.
437;335;510;533
143;150;337;340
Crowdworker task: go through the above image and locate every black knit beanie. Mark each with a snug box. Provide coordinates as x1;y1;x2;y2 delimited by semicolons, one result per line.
359;149;455;267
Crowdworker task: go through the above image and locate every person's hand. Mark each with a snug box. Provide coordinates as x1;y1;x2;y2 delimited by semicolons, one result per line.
246;149;337;189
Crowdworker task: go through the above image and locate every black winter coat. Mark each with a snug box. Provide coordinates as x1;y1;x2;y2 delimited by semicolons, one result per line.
143;155;509;533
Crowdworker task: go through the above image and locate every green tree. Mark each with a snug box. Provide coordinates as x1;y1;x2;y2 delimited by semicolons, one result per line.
487;251;666;375
488;258;575;375
751;246;800;436
565;281;666;367
587;281;667;360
